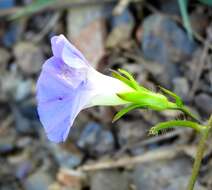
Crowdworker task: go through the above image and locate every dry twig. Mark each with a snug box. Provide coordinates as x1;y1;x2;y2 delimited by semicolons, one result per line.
78;145;195;171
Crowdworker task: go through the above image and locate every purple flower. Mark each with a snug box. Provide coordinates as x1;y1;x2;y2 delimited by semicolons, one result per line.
36;35;132;143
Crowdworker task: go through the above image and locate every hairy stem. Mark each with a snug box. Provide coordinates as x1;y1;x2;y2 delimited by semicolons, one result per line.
149;120;206;135
186;114;212;190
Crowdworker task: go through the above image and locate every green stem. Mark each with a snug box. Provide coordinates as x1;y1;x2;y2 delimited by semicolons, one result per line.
186;115;212;190
149;120;206;135
179;106;200;123
186;129;208;190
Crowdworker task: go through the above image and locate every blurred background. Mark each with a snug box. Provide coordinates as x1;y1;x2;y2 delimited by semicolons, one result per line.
0;0;211;189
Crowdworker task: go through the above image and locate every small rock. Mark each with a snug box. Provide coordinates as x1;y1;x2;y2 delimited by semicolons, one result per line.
0;143;16;156
0;48;10;72
190;7;209;35
77;122;114;155
117;119;148;147
160;0;180;15
173;77;189;101
141;14;196;87
16;161;33;180
195;93;212;116
15;79;33;101
90;170;129;190
14;42;44;75
142;14;196;63
3;23;22;48
0;0;15;9
24;169;53;190
67;4;107;67
49;143;83;168
106;8;134;48
11;105;35;135
0;70;20;101
132;157;205;190
57;168;86;189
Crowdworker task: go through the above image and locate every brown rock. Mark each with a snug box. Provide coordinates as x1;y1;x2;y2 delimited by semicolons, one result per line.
57;168;86;190
67;5;107;68
14;42;44;75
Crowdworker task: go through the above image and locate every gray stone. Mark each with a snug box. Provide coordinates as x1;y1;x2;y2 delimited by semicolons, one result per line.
141;14;196;87
15;79;33;101
173;77;189;101
106;8;134;48
77;122;114;155
132;157;205;190
90;170;129;190
24;170;53;190
142;14;196;64
49;143;83;168
14;42;44;75
117;119;148;147
195;93;212;116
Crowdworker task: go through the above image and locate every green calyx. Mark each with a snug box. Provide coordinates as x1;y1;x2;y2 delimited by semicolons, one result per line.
112;69;198;122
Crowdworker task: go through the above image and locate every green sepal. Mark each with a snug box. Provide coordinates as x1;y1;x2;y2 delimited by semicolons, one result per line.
111;70;135;90
159;86;184;107
112;104;142;123
118;69;149;92
117;91;169;111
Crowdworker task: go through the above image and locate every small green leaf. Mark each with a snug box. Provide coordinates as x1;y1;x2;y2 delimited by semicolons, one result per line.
158;86;183;107
112;104;141;122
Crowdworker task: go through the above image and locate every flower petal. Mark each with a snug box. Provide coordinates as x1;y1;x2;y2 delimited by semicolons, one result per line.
36;57;90;142
51;34;88;68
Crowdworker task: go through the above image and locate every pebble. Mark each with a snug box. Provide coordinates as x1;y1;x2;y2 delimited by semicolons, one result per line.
0;48;10;72
173;77;189;101
14;42;44;75
77;122;114;155
67;4;107;67
195;93;212;116
90;170;129;190
24;169;53;190
49;143;83;168
57;168;86;189
117;119;148;147
132;157;205;190
15;79;33;101
106;8;134;48
142;14;196;63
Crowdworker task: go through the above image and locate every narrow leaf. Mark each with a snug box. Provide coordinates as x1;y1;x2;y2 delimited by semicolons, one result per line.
118;69;149;92
178;0;193;40
112;104;141;122
112;71;135;89
159;86;183;107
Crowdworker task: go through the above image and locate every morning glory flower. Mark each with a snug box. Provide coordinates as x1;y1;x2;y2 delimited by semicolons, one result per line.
36;35;133;143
